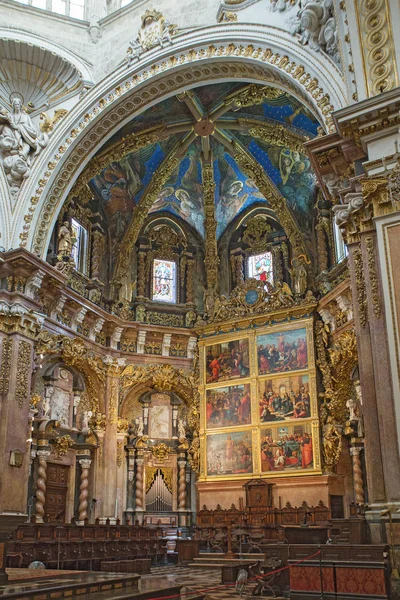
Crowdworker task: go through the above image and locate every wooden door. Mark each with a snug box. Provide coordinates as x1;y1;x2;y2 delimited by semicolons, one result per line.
44;464;69;523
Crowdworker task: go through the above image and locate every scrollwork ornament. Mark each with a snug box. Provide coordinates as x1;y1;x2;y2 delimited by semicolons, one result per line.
353;246;368;327
150;443;172;462
52;435;75;458
0;338;12;395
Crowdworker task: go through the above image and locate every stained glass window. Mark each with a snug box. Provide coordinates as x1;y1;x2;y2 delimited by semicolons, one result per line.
71;218;88;275
152;259;177;303
247;251;273;285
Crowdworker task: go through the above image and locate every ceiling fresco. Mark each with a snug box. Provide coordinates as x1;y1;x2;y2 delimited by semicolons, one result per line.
88;82;321;254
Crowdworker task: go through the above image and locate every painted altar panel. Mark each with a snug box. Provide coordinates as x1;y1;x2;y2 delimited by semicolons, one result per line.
206;383;251;429
206;430;253;477
199;318;320;480
260;422;315;473
256;327;308;375
205;337;250;384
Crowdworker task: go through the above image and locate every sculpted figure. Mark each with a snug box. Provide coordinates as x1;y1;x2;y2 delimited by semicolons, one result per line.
58;221;73;258
188;434;200;474
290;257;309;296
0;96;48;193
178;418;187;440
137;416;144;437
290;0;339;62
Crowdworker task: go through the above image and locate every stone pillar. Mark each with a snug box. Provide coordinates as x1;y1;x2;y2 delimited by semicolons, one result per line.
186;258;194;304
0;332;35;515
35;448;50;523
135;450;145;524
78;456;92;524
350;445;365;505
126;448;135;518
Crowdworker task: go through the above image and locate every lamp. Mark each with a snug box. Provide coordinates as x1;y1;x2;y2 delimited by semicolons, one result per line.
381;508;399;579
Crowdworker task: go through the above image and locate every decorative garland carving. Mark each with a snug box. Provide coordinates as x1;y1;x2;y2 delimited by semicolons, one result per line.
365;236;381;319
353;246;367;328
27;54;336;255
117;440;124;467
315;322;358;472
240;119;307;153
242;216;272;254
0;338;12;395
225;84;285;108
109;378;118;425
15;341;31;409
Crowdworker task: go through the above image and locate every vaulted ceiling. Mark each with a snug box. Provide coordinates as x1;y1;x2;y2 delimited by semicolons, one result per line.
84;81;320;257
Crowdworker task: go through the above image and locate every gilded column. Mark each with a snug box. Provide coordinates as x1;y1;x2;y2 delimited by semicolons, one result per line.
78;456;92;523
178;458;186;510
350;446;365;505
135;450;144;523
202;160;219;291
35;448;50;523
91;229;105;281
137;250;146;298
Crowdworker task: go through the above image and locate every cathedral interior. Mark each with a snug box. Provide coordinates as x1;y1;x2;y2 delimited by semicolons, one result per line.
1;0;400;598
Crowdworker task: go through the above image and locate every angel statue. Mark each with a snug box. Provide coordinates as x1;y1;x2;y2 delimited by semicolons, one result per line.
178;419;187;440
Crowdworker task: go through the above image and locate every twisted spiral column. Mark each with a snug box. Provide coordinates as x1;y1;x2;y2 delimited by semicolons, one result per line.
350;446;365;504
35;450;50;523
178;459;186;510
78;458;92;522
135;457;144;512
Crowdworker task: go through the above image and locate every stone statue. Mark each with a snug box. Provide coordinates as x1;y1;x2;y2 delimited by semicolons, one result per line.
346;398;358;422
0;96;48;194
289;0;339;64
178;419;187;440
290;256;308;296
58;221;73;258
137;416;144;437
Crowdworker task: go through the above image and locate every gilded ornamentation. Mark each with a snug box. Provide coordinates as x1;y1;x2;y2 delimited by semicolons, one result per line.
242;119;306;154
188;433;200;474
242;216;272;253
127;10;177;63
150;443;172;462
145;466;173;493
365;236;381;319
355;0;398;96
52;435;75;458
225;84;284;109
89;412;107;431
15;340;31;409
202;160;219;291
109;378;118;425
0;338;12;395
323;418;342;473
117;440;124;467
39;109;69;134
353;247;367;328
387;159;400;209
146;312;184;327
117;417;130;433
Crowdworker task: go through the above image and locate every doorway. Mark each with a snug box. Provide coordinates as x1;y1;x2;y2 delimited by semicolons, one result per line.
44;464;69;523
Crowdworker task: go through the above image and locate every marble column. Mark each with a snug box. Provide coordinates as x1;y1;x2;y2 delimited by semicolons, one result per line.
126;448;135;519
350;445;365;505
135;450;145;523
177;456;187;527
35;448;50;523
78;456;92;523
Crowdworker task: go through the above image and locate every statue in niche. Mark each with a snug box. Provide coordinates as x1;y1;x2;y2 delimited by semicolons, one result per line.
0;95;48;195
178;419;187;440
57;221;74;259
289;255;309;296
346;397;358;422
137;416;144;437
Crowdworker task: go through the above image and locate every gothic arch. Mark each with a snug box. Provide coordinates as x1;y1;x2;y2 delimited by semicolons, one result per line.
10;24;347;256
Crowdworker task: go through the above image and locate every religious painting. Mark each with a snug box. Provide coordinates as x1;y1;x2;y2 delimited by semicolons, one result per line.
149;404;170;439
260;424;314;473
205;338;250;384
152;259;177;303
258;375;311;422
206;430;253;476
50;388;71;427
206;384;251;429
257;327;308;375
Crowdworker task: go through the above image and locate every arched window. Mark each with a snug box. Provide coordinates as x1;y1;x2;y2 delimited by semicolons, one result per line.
12;0;85;19
152;259;177;303
71;218;88;274
247;251;274;284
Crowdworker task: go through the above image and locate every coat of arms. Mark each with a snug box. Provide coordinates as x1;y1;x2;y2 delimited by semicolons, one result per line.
127;10;177;64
